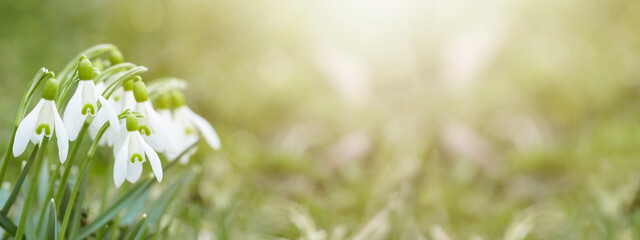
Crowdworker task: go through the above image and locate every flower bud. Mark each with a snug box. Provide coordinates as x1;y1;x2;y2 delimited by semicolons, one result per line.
78;58;94;80
170;90;185;107
123;79;135;91
133;80;149;102
42;78;58;100
156;92;171;109
126;114;139;132
109;49;124;65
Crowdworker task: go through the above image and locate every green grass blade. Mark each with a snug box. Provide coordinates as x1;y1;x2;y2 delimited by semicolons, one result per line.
0;211;17;236
1;144;40;214
46;199;57;240
76;179;152;239
145;172;195;227
124;214;147;240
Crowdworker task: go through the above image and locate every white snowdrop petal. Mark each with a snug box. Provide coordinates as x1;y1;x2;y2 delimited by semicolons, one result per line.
125;161;143;183
186;107;221;150
141;134;163;183
52;103;69;163
95;82;106;95
144;102;175;152
99;96;120;132
88;107;108;139
63;81;85;141
13;99;44;157
112;126;128;157
114;135;130;188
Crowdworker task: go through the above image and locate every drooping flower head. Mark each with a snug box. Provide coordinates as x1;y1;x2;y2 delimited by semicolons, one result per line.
113;114;163;187
132;80;175;153
13;78;69;163
164;90;221;163
63;58;119;141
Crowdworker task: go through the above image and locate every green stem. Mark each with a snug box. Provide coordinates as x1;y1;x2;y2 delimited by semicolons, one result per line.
58;44;117;85
110;216;120;240
102;66;148;99
0;127;17;187
95;63;136;83
1;143;41;214
15;138;49;240
100;154;115;212
124;214;146;240
59;122;110;239
55;122;89;209
36;163;61;236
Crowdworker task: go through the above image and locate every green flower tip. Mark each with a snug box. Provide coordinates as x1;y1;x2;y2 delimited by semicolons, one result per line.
170;90;185;107
42;78;58;100
133;80;149;102
126;114;139;132
156;92;171;109
110;49;124;65
123;79;135;91
78;58;94;80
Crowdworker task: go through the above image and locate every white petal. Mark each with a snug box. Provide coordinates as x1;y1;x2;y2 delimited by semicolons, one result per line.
13;99;44;157
145;102;176;153
125;161;143;183
52;103;69;163
95;82;106;95
112;126;128;157
113;135;130;188
186;107;221;150
140;134;163;183
88;107;108;140
98;96;120;133
63;81;86;141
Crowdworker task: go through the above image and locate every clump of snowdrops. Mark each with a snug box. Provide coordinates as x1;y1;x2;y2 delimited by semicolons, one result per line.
0;44;220;239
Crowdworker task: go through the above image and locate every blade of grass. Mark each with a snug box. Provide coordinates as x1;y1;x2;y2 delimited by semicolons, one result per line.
55;122;89;209
1;144;41;214
76;141;199;239
16;138;49;240
46;199;57;240
124;214;147;240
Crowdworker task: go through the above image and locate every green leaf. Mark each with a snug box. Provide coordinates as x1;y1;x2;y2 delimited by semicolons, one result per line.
0;212;17;236
38;155;49;207
76;179;153;239
124;214;147;240
146;172;195;227
46;199;57;240
120;190;150;225
1;144;40;214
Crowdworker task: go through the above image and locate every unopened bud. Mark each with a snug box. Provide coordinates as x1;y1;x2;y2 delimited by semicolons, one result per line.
133;80;149;102
78;58;94;80
126;114;139;132
42;78;59;100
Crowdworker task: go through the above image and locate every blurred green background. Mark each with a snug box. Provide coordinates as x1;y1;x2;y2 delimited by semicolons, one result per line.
3;0;640;239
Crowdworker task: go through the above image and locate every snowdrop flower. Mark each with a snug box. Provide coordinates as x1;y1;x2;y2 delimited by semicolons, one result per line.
132;81;175;153
88;76;131;147
13;78;69;163
167;90;220;163
63;58;119;141
113;114;163;187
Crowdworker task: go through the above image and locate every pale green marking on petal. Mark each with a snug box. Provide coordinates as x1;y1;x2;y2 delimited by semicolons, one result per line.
139;126;151;136
130;153;144;164
36;124;51;136
82;104;96;116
